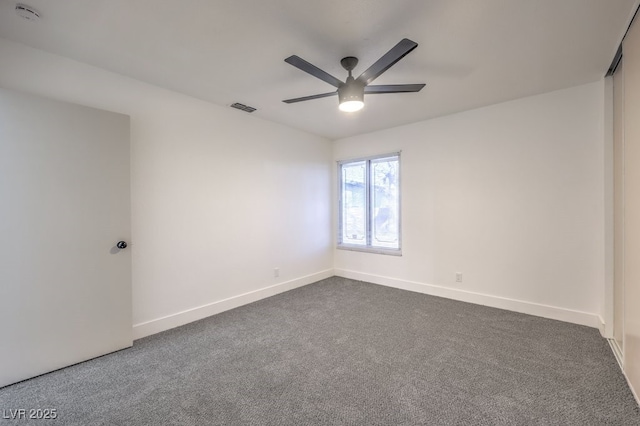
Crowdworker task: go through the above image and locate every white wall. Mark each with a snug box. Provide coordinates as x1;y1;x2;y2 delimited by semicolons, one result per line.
334;82;606;328
0;38;333;338
0;36;609;336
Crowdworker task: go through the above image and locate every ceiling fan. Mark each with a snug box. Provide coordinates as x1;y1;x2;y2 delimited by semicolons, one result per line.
283;38;425;112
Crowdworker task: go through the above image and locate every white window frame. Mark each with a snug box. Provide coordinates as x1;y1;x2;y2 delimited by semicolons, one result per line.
337;152;402;256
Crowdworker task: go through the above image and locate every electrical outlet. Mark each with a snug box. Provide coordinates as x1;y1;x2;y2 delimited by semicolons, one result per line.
455;272;463;283
274;268;280;278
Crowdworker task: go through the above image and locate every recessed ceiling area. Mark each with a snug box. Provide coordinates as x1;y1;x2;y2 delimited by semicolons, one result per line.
0;0;636;140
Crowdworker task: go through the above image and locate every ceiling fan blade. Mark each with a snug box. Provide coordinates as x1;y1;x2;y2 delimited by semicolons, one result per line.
282;91;338;104
285;55;344;88
356;38;418;85
365;84;425;94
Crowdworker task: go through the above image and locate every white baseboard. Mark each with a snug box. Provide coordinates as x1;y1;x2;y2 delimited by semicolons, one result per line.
133;269;334;339
598;316;607;337
607;339;640;407
608;338;624;369
334;268;600;329
630;378;640;408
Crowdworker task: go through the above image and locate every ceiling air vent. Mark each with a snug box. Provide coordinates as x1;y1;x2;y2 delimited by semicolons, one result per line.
15;3;41;21
230;103;256;113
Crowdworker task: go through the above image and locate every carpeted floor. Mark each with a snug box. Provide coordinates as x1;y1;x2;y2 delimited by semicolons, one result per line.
1;276;639;425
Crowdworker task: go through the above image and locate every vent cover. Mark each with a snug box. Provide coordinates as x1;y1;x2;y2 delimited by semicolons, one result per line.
230;103;256;113
15;3;41;21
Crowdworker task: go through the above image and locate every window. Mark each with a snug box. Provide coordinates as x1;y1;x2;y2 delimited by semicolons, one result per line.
338;153;401;255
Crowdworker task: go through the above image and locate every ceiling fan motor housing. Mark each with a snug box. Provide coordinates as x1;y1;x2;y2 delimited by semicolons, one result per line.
338;77;365;104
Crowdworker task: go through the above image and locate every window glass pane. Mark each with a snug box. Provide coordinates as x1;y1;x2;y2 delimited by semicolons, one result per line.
341;161;366;245
371;157;399;249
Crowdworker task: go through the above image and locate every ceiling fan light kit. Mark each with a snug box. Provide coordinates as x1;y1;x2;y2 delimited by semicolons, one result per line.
338;99;364;112
283;38;425;113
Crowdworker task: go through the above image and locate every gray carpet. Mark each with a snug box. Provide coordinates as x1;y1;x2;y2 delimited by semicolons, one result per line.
1;277;639;425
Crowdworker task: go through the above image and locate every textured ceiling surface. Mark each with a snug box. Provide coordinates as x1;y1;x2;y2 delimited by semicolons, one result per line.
0;0;636;139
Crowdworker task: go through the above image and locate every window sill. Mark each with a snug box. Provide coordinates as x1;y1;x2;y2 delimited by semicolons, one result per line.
336;245;402;256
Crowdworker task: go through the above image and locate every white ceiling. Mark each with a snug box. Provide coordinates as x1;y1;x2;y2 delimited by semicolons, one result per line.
0;0;636;140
